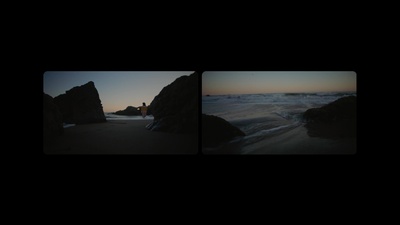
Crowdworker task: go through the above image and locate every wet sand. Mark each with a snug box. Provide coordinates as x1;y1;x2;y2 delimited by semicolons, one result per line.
44;120;198;154
242;125;356;154
203;125;356;155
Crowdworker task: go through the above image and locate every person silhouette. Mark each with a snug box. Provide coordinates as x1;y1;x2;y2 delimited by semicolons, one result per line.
137;102;148;118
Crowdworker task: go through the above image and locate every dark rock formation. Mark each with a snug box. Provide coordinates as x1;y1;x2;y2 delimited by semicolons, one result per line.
43;92;64;138
53;81;106;124
53;93;73;124
303;96;356;138
114;106;141;116
202;114;245;147
146;72;198;133
113;106;152;116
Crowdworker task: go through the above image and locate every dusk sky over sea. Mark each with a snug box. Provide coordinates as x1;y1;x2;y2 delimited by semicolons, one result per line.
44;71;194;112
202;71;356;95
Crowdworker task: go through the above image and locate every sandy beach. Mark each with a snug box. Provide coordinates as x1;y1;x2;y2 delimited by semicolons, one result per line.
44;120;198;154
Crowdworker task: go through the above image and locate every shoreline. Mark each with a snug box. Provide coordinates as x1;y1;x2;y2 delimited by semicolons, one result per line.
203;125;356;155
242;125;356;154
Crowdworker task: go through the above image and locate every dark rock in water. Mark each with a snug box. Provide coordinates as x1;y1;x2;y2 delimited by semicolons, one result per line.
114;106;141;116
54;81;106;124
43;92;64;138
202;114;245;147
146;72;198;133
114;106;152;116
303;96;356;138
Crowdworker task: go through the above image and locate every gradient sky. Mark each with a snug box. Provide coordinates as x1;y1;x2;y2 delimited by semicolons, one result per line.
202;71;356;95
44;71;194;112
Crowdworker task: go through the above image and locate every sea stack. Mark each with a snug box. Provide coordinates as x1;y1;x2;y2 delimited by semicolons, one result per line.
54;81;106;124
113;106;152;116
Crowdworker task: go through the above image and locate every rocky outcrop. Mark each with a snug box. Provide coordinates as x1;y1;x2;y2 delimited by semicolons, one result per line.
43;92;64;138
202;114;245;147
113;106;152;116
113;106;141;116
303;96;356;138
53;81;106;124
146;72;198;133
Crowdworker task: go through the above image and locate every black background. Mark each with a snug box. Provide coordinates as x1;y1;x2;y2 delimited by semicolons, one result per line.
22;14;373;185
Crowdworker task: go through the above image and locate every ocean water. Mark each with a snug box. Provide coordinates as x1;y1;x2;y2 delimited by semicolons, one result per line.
202;92;357;154
105;113;154;120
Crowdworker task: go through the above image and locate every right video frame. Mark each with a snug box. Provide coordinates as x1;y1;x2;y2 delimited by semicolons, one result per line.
201;71;357;155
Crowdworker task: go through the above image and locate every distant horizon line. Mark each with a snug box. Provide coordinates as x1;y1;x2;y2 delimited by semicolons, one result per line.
202;90;357;96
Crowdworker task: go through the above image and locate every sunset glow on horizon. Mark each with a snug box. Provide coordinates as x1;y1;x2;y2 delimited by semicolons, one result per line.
43;71;194;112
202;71;356;96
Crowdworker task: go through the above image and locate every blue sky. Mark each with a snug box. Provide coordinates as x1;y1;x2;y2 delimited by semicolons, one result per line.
44;71;194;112
202;71;356;95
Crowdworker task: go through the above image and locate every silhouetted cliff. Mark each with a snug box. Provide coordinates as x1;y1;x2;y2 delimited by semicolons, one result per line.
43;92;64;138
146;72;198;133
54;81;106;124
